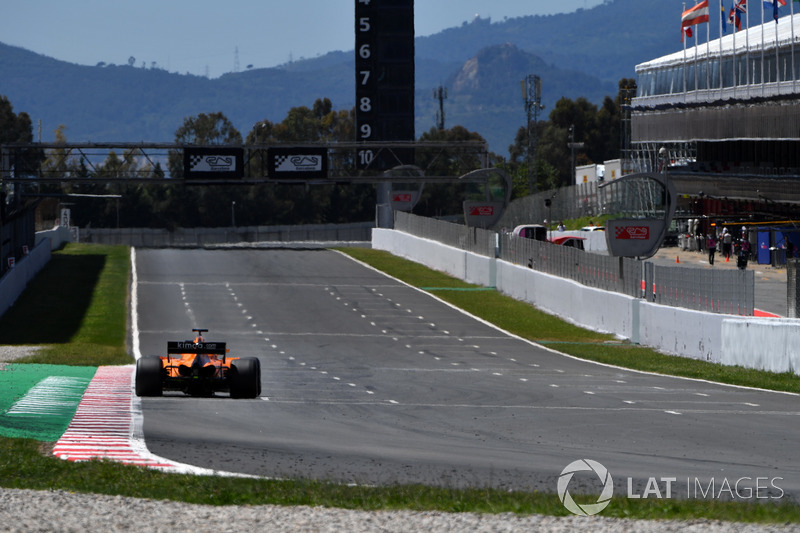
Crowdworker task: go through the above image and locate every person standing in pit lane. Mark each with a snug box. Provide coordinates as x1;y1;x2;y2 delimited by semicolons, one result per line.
722;227;733;260
707;233;716;265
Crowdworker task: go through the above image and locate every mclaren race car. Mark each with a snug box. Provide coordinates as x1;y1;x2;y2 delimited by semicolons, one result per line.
135;329;261;398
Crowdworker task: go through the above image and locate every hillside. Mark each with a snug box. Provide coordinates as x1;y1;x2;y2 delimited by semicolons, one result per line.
0;0;682;155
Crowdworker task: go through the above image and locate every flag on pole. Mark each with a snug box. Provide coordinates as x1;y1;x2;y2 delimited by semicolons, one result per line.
729;0;746;30
682;1;711;27
722;1;728;32
729;6;741;29
682;1;710;41
764;0;787;23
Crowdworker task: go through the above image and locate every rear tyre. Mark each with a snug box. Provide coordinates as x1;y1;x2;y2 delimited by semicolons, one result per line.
135;356;163;397
229;358;261;399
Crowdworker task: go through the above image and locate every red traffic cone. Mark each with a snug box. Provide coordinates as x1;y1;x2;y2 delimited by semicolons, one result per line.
676;256;680;264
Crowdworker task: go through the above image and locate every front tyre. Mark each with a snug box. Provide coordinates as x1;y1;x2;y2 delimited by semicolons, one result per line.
135;356;163;397
229;358;261;399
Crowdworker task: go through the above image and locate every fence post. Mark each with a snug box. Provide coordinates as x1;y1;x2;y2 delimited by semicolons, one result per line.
644;262;655;301
789;259;800;318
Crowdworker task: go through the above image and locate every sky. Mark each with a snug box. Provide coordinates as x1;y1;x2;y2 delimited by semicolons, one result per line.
2;0;603;78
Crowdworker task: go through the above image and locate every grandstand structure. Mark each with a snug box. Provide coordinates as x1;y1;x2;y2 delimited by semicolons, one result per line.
628;9;800;225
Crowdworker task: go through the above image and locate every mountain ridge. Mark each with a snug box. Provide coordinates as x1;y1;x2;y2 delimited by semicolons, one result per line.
0;0;682;154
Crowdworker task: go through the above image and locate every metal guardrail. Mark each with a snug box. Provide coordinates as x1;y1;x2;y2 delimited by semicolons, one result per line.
499;233;643;298
646;263;754;316
394;211;496;258
80;222;374;247
397;211;755;316
494;182;601;231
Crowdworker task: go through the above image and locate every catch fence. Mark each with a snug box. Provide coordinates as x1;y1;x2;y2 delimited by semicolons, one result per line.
394;211;755;316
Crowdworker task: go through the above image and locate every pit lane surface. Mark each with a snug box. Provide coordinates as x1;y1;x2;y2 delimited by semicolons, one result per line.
135;248;800;497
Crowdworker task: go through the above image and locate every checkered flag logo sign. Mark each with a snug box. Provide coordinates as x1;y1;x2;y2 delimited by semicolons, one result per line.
189;155;235;172
274;154;322;172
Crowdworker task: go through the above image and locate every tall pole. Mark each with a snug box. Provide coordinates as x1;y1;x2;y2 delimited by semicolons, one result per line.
717;0;723;100
569;125;576;185
433;85;447;130
683;3;688;98
521;75;544;195
792;0;796;92
762;0;766;96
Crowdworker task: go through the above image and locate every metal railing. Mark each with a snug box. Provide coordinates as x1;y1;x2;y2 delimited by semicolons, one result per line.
494;182;602;231
394;211;496;257
500;234;643;298
646;263;754;315
80;222;374;247
396;211;756;316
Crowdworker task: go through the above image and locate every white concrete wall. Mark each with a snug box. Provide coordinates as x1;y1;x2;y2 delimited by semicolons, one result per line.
373;228;800;374
0;240;51;318
35;226;73;250
721;318;800;373
638;302;725;362
496;260;635;339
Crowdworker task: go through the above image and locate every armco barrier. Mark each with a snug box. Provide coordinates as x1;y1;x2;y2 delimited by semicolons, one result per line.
373;228;800;373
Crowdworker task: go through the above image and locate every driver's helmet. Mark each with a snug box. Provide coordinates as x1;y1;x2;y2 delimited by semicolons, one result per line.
193;335;204;343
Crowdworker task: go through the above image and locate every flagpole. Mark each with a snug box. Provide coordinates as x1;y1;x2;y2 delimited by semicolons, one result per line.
762;0;766;97
706;8;711;98
696;5;702;100
744;0;750;92
731;2;747;94
772;0;781;94
683;2;688;99
716;0;723;99
789;0;797;93
732;1;741;98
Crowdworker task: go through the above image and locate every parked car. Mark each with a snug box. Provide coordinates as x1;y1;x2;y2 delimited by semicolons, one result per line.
512;224;547;241
550;236;586;250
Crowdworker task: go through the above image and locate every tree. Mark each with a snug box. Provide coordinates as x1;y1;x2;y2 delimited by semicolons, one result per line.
243;99;373;226
173;111;242;145
167;112;242;179
414;125;498;217
508;78;632;190
0;94;41;177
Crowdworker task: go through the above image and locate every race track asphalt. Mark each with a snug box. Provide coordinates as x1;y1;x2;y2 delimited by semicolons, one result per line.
134;248;800;499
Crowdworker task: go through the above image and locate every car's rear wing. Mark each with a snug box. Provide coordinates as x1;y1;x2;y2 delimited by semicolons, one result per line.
167;341;227;355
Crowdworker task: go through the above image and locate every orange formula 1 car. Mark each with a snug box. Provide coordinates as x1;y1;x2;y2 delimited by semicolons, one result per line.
135;329;261;398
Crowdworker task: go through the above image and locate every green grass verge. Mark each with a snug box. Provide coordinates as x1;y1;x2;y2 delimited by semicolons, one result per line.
1;244;798;522
2;437;799;523
0;243;132;366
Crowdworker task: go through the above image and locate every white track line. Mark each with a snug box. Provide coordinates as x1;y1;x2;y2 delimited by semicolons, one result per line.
51;248;250;476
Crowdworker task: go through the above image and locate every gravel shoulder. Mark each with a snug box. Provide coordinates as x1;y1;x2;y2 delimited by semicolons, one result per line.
2;488;799;533
0;346;42;363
